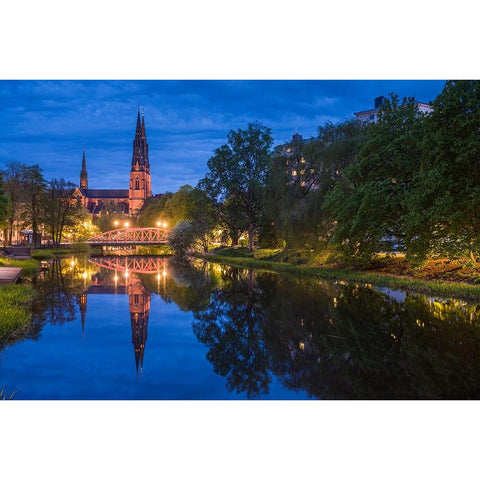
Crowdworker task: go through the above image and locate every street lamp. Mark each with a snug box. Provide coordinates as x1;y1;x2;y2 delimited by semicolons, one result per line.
124;221;130;228
114;220;119;227
162;222;168;228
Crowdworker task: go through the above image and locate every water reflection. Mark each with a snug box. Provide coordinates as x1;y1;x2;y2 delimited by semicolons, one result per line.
20;257;480;398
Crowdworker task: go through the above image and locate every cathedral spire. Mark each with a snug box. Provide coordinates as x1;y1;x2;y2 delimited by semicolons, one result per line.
135;106;142;137
80;144;88;190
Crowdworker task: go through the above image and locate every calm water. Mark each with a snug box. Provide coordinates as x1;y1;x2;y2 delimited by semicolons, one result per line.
1;256;480;400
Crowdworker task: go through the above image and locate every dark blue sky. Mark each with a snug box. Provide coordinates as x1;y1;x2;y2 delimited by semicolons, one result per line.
0;80;445;193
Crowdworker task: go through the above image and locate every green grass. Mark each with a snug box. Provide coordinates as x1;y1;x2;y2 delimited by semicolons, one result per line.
0;284;35;345
204;252;480;301
31;245;102;260
0;256;40;276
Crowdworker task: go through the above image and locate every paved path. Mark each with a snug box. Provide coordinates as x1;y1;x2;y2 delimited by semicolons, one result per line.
4;246;31;258
0;267;23;284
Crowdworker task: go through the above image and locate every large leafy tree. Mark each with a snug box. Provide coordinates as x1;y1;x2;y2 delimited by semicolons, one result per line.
166;186;217;256
324;95;425;262
406;80;480;263
0;172;9;243
20;164;46;246
199;122;273;252
43;178;82;247
2;161;24;245
265;120;366;251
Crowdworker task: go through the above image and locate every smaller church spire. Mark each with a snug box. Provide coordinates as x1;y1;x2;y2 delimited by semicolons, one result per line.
80;144;88;190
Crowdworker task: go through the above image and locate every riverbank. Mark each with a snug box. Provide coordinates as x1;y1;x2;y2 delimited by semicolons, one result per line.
0;284;35;347
202;247;480;300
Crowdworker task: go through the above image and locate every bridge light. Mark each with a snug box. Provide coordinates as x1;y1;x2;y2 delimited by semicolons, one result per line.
162;222;168;228
114;220;119;227
156;221;161;227
82;272;88;279
124;221;130;228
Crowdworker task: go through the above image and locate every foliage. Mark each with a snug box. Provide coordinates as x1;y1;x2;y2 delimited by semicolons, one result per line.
168;220;211;256
42;178;83;247
405;80;480;264
20;164;46;246
324;95;425;262
265;120;367;251
136;193;173;228
0;172;10;238
199;122;273;251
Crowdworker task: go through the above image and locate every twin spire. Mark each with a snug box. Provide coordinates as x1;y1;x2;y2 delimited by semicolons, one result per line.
80;143;88;190
80;108;149;190
132;106;149;171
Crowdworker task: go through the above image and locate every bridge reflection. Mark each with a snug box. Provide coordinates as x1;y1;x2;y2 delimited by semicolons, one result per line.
80;257;167;377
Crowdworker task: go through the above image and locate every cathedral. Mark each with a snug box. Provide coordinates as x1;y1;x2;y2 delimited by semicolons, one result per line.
76;109;153;216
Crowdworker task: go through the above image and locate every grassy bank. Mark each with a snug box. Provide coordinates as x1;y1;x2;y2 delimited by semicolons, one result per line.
204;248;480;300
0;256;40;276
0;284;35;346
31;244;102;260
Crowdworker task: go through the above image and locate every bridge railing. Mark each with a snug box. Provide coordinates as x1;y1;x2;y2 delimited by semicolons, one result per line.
87;227;169;245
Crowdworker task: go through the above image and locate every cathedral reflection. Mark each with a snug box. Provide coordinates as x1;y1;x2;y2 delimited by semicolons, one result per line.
128;274;150;377
79;264;154;377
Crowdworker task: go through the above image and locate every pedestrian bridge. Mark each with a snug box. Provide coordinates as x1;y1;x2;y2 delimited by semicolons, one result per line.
87;227;169;246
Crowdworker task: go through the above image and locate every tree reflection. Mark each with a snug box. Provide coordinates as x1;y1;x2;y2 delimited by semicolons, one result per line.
32;257;89;326
190;263;480;399
262;277;480;399
192;268;271;398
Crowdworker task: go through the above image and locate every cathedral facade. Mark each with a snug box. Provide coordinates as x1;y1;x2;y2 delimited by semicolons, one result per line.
76;109;153;216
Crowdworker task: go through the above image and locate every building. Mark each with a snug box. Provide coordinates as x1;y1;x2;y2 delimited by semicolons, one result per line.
75;108;153;216
354;95;433;123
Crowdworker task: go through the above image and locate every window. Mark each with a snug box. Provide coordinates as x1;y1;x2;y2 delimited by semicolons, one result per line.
135;177;139;189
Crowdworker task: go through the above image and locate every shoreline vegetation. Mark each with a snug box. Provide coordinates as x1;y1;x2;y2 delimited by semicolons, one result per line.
0;284;35;347
200;247;480;301
3;240;480;345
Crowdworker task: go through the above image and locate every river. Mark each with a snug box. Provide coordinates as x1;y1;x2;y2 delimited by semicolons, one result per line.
1;255;480;399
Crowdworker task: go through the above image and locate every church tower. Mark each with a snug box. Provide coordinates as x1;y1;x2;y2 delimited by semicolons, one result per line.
129;108;152;215
80;145;88;190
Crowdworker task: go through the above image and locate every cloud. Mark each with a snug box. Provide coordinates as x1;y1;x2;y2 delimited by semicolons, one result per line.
0;80;446;193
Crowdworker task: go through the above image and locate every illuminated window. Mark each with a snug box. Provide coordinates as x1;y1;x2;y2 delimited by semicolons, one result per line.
292;170;297;176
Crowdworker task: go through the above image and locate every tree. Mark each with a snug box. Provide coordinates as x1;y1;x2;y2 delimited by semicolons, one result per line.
199;123;273;252
43;178;82;247
1;161;24;245
20;164;46;247
405;80;480;264
0;172;9;243
324;95;425;262
166;187;217;256
136;193;173;228
265;120;366;251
